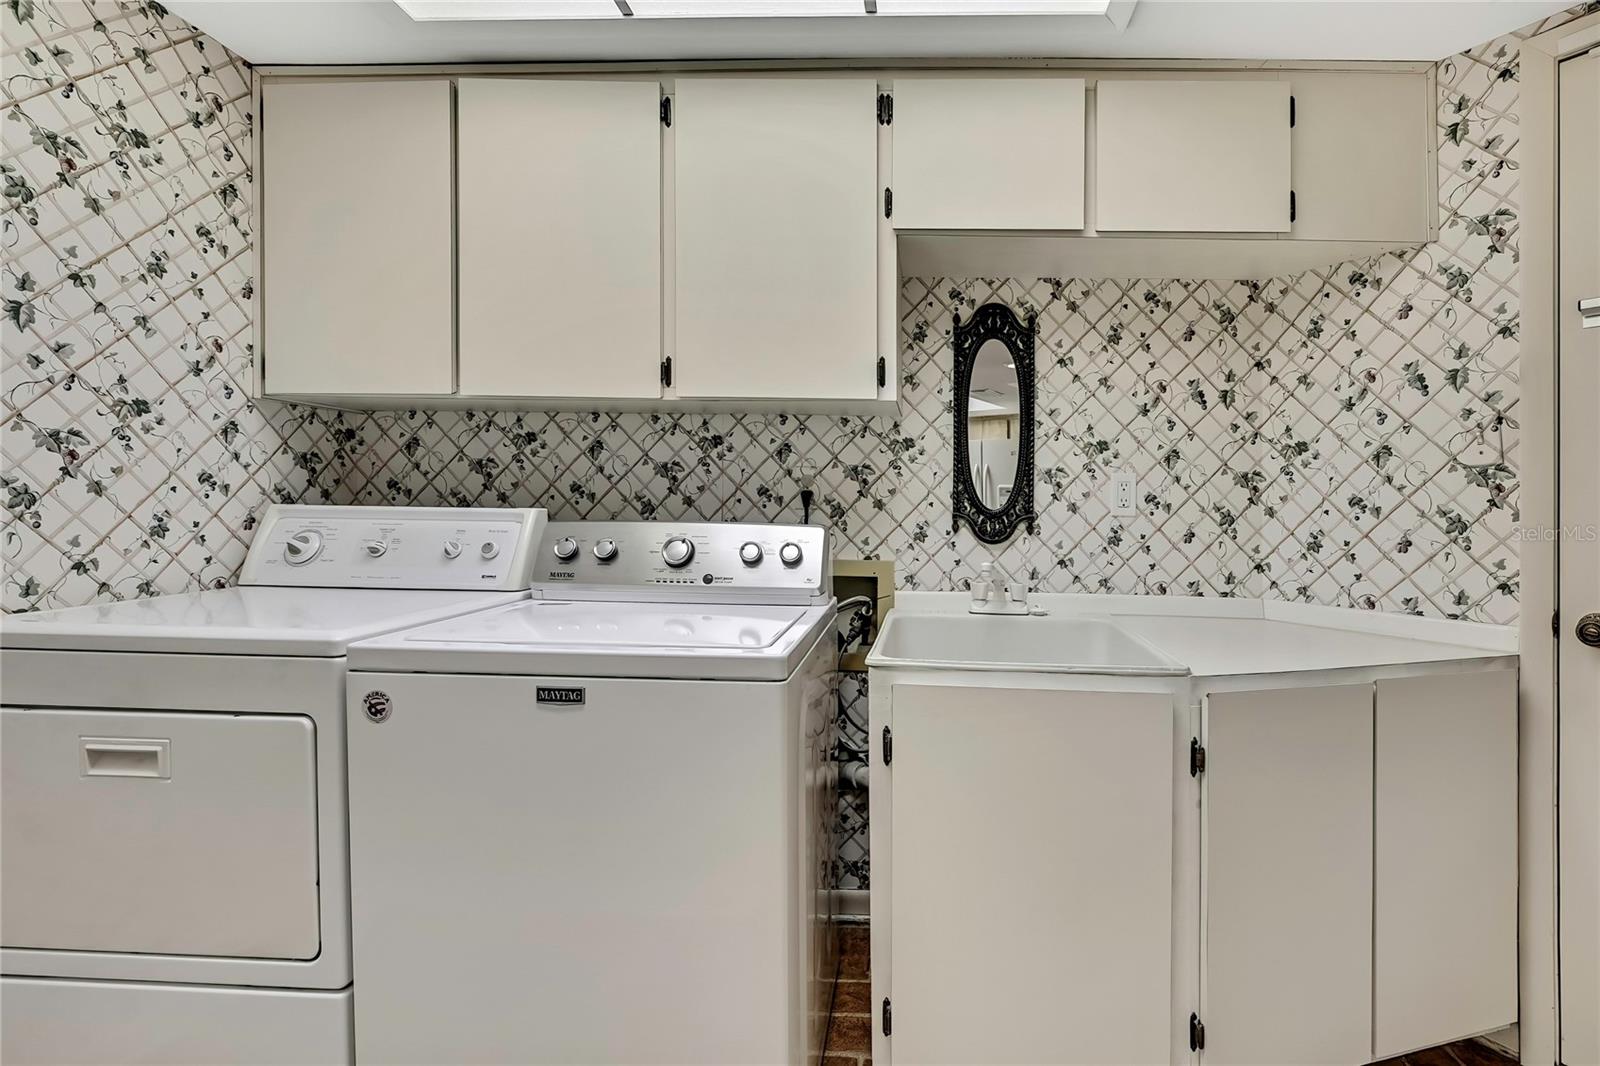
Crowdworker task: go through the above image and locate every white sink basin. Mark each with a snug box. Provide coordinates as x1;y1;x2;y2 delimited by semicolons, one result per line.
866;612;1188;675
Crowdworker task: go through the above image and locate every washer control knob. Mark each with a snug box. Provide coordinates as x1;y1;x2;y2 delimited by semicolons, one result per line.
779;542;804;567
662;536;695;569
442;539;463;559
363;539;389;559
283;530;323;566
739;541;764;566
479;541;500;560
593;538;619;562
553;536;579;561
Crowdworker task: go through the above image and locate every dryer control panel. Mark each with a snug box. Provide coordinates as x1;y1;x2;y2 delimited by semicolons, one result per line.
534;522;830;605
240;506;547;591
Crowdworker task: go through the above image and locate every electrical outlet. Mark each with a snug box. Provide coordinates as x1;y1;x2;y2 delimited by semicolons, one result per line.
1110;471;1137;516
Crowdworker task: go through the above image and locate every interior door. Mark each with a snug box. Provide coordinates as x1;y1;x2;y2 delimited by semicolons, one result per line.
1201;684;1373;1065
457;78;662;399
886;683;1173;1065
674;77;880;400
262;79;453;396
1559;47;1600;1066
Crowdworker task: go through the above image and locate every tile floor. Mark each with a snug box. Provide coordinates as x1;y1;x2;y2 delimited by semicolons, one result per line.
822;922;1516;1066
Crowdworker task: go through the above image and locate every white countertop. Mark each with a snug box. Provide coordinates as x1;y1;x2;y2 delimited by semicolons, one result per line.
879;593;1516;679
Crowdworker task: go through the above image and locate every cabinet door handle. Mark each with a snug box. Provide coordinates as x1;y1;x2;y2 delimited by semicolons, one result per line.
1577;612;1600;648
80;737;170;779
1581;297;1600;328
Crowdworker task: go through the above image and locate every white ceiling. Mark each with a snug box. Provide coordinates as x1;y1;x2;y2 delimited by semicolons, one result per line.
168;0;1573;65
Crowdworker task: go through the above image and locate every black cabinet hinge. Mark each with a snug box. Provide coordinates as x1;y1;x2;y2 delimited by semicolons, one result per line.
882;997;893;1036
660;356;673;388
1553;609;1560;638
877;92;894;125
884;187;893;219
876;356;887;389
1289;190;1296;223
1189;1012;1205;1051
660;96;672;127
1190;738;1206;777
882;725;893;765
1289;94;1296;128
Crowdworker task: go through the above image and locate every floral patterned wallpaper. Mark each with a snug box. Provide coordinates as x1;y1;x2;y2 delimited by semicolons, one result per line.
1;0;330;613
3;1;1592;626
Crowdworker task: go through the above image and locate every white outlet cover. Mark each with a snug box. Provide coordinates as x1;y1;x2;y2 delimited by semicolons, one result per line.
1110;471;1137;516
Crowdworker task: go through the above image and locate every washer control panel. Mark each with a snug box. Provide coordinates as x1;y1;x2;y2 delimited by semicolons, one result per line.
240;505;547;591
534;521;829;604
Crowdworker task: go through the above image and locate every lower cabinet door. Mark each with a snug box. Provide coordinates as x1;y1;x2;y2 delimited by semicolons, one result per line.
1373;669;1517;1057
886;684;1173;1065
1202;684;1374;1065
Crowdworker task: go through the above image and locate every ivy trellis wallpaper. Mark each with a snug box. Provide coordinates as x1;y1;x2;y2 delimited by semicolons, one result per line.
3;0;1593;887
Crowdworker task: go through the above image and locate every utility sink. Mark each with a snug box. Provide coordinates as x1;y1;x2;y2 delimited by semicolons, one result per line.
865;611;1189;675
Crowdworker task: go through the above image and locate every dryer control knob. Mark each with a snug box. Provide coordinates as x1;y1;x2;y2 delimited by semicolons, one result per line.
479;541;500;561
739;541;764;566
284;530;323;566
442;539;463;559
363;539;389;559
593;538;619;562
662;536;695;569
779;542;804;567
553;537;579;561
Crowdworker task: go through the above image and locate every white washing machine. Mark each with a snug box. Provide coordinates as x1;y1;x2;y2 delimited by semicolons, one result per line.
344;520;840;1065
0;505;546;1066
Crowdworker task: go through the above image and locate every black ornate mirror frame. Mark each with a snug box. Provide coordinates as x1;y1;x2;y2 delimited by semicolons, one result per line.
952;302;1038;544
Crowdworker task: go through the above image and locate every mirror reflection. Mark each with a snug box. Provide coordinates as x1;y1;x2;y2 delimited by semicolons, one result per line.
965;337;1021;511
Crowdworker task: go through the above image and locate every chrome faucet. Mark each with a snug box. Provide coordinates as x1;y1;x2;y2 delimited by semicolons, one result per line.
969;562;1038;615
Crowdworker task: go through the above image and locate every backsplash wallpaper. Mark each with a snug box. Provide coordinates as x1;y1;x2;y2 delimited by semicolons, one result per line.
1;0;328;614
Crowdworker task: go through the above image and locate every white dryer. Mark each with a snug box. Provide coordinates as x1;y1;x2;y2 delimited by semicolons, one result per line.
344;520;839;1065
0;505;546;1066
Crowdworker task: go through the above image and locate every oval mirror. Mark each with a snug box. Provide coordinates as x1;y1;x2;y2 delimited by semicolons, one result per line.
965;337;1021;511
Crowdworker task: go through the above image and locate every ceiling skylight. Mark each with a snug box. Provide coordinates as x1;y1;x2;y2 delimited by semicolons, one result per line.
393;0;1115;19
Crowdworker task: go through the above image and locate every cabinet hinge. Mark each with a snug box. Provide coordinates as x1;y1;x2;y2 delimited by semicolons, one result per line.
1554;609;1560;638
1289;94;1296;128
660;95;672;127
876;356;887;389
877;92;894;125
882;725;893;766
882;997;893;1036
1289;190;1296;223
1190;738;1206;777
660;356;673;388
1189;1012;1205;1052
884;187;893;219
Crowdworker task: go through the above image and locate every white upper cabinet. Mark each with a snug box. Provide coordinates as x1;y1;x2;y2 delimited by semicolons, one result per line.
892;77;1086;230
457;78;663;399
1288;72;1435;243
673;77;881;401
262;79;454;397
1095;79;1292;233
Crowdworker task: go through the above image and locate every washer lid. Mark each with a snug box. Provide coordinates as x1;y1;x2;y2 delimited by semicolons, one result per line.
349;600;834;681
0;587;530;657
397;601;808;650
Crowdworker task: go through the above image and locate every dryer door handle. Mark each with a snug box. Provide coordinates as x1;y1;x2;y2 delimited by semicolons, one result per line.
80;737;171;779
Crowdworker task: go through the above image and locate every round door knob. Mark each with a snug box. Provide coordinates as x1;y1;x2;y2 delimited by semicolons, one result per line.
662;536;695;568
1578;612;1600;648
363;539;389;559
283;530;323;566
593;538;619;562
779;542;803;567
442;539;463;559
739;541;764;566
553;537;579;561
479;541;500;560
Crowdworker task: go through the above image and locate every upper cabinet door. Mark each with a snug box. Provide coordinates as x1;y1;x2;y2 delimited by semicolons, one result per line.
457;79;663;399
262;79;453;396
893;77;1086;230
1096;79;1291;233
674;78;880;401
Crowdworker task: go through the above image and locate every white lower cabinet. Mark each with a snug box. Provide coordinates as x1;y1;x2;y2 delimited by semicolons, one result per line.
874;682;1175;1065
1201;685;1375;1066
